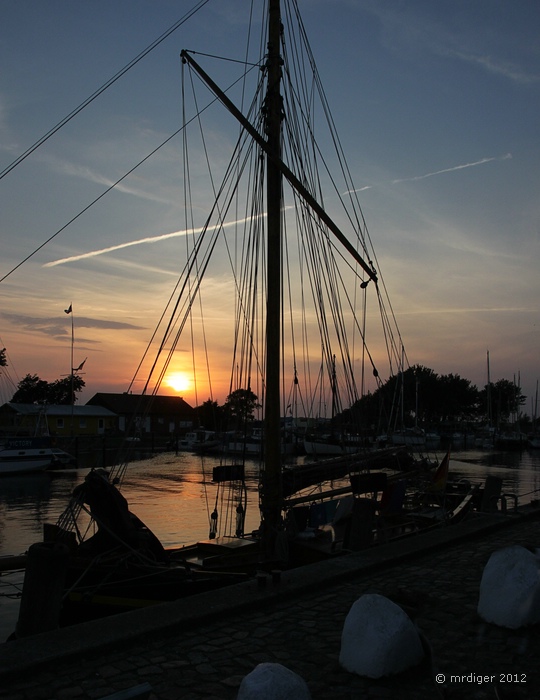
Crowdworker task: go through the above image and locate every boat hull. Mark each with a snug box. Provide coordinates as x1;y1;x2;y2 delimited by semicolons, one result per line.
303;439;365;456
59;557;248;625
0;458;52;475
0;437;74;475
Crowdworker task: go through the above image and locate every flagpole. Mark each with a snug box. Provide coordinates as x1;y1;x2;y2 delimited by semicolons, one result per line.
64;303;74;435
70;305;74;435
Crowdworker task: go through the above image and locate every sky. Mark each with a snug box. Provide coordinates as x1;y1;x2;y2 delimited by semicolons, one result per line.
0;0;539;413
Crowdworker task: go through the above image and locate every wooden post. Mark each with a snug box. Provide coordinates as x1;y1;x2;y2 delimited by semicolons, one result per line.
15;542;69;638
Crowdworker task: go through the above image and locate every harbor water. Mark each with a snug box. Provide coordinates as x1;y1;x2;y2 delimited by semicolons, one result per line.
1;446;539;640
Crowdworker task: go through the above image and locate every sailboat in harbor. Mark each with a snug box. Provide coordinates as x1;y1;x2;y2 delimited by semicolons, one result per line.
19;0;445;630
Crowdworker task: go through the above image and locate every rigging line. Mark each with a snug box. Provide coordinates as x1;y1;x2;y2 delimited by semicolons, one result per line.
0;0;212;182
125;74;250;392
128;217;211;396
144;57;264;374
181;50;377;284
286;179;362;408
285;1;379;297
1;63;262;287
182;65;203;412
184;60;268;397
303;217;362;409
0;126;182;285
228;0;263;400
185;60;264;403
140;133;257;399
181;84;217;510
183;66;209;412
282;8;360;216
183;50;261;69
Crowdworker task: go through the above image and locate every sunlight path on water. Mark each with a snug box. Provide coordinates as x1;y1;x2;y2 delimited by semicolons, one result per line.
121;452;262;548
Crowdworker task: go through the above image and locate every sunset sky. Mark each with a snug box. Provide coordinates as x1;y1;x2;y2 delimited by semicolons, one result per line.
1;1;539;413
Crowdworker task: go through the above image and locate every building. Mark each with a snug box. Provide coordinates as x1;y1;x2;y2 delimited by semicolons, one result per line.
0;402;117;438
85;393;195;437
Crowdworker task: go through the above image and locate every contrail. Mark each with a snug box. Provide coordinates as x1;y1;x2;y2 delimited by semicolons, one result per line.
43;229;193;267
345;153;512;195
391;153;512;184
43;209;281;267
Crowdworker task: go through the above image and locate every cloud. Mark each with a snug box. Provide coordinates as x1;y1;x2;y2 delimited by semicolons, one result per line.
0;93;19;155
451;51;540;86
397;305;532;317
55;160;173;204
89;256;181;277
361;2;540;86
1;312;145;342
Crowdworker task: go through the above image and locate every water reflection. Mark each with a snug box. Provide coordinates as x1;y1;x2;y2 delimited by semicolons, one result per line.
1;449;540;558
450;448;540;505
0;447;539;640
0;474;54;555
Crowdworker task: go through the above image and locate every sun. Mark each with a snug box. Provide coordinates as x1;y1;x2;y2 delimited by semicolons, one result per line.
166;372;191;393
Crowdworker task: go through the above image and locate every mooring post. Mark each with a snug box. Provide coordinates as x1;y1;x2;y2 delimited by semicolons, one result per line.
15;541;69;638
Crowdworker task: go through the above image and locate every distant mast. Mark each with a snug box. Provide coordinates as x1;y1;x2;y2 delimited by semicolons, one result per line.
486;350;492;427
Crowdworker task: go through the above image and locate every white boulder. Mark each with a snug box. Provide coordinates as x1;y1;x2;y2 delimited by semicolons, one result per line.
237;662;312;700
477;545;540;628
339;593;424;678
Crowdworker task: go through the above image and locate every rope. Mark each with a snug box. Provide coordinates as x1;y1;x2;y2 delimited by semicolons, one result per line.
0;0;212;182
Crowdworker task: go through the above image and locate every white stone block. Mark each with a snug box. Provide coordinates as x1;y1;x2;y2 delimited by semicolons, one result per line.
237;662;312;700
339;593;424;678
477;545;540;628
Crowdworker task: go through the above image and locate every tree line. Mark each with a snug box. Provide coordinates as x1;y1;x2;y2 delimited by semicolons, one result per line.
3;357;534;432
4;366;86;407
195;366;531;433
341;365;529;433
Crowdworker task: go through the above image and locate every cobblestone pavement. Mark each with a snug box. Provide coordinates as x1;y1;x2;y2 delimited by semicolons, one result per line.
1;515;539;700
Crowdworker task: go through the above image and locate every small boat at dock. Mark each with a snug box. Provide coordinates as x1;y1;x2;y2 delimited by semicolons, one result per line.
0;437;73;475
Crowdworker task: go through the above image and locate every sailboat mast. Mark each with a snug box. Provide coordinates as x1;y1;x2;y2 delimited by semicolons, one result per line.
262;0;283;549
487;350;492;427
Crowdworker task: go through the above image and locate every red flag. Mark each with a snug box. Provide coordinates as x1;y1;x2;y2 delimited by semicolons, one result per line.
428;451;450;493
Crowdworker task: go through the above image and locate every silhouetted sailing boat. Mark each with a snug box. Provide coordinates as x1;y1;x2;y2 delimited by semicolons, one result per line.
20;0;425;631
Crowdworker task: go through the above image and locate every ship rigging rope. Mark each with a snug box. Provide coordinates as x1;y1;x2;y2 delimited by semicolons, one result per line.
0;12;263;286
36;0;411;547
165;1;406;431
0;0;212;183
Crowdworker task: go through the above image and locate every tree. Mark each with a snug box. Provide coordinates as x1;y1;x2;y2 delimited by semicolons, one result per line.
47;375;86;405
436;373;479;422
479;378;526;426
0;348;6;368
223;388;261;427
11;373;85;405
195;399;223;431
347;364;482;429
11;374;49;404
